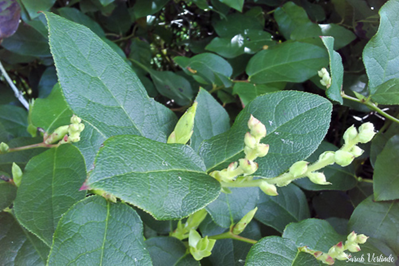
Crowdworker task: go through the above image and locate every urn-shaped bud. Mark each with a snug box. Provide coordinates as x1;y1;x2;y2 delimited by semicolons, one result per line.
244;132;257;149
248;115;266;139
289;161;308;177
239;159;258;175
328;242;344;257
343;125;358;144
350;146;364;157
317;253;334;265
356;234;369;244
256;143;269;157
44;125;69;144
70;115;82;124
12;163;23;187
318;68;329;78
358;122;375;143
346;243;361;253
0;142;9;154
318;151;335;165
334;150;354;167
259;181;278;196
232;207;258;235
347;231;357;242
335;252;350;261
168;102;197;144
308;172;331;185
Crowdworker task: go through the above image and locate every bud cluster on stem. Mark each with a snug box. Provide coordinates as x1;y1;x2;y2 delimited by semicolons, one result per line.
318;68;332;88
170;209;207;240
44;115;85;144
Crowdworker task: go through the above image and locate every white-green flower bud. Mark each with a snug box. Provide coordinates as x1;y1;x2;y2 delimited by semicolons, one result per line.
320;75;332;88
318;68;329;78
244;146;257;161
347;231;357;242
317;253;334;265
289;161;308;178
328;241;344;257
318;151;335;165
244;132;257;149
232;207;258;235
168;102;197;144
247;115;266;139
0;142;9;154
227;162;238;172
44;125;69;144
358;122;375;143
350;146;364;157
69;124;81;133
238;159;258;175
343;125;358;144
256;143;269;157
12;163;23;187
335;150;354;166
346;243;361;253
335;252;350;261
189;229;201;248
259;181;278;196
68;133;81;143
308;172;331;185
356;234;368;244
189;230;216;261
70;115;82;124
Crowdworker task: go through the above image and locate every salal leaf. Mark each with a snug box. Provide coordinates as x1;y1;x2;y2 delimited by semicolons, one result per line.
373;135;399;201
48;196;152;265
174;53;233;87
0;178;17;210
349;196;399;255
363;0;399;93
58;7;105;37
274;2;311;40
153;100;177;138
246;42;328;84
146;237;195;266
0;0;20;40
218;0;244;12
213;12;263;38
371;78;399;105
132;0;169;19
232;82;284;106
38;66;58;98
206;187;259;228
43;12;166;168
0;212;49;265
31;83;73;132
199;91;332;178
20;0;55;19
191;88;230;151
86;135;221;220
14;144;86;246
0;105;29;138
321;36;343;104
255;184;310;233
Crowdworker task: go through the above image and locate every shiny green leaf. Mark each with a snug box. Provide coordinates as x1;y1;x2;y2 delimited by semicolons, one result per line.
371;78;399;105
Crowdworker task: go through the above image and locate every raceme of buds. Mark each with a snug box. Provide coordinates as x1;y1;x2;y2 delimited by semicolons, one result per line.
259;181;278;196
307;172;331;185
343;125;358;144
334;150;354;167
232;207;258;235
68;118;85;143
344;231;368;253
189;230;216;261
357;122;376;143
247;115;266;139
318;68;332;88
168;102;197;144
289;161;308;178
0;142;9;154
12;163;23;187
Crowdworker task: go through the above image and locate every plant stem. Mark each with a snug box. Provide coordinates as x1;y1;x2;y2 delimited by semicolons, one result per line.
208;231;257;244
8;142;59;153
341;92;399;124
0;61;30;110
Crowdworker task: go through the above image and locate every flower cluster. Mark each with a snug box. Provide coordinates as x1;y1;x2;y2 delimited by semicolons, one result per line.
44;115;85;144
318;68;332;88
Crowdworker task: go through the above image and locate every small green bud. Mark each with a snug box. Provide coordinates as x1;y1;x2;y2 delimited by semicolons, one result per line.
289;161;308;178
343;125;358;144
238;159;258;175
186;209;207;230
0;142;9;154
244;146;257;161
189;229;201;248
328;242;344;257
318;68;329;78
244;132;257;149
256;143;269;157
259;181;278;196
227;162;238;172
232;207;258;235
70;115;82;124
12;163;23;187
189;230;216;261
335;252;350;261
346;242;361;253
69;124;81;133
248;115;266;139
320;75;332;88
347;231;357;242
334;150;354;167
318;151;335;165
68;133;81;143
27;124;37;137
317;253;334;265
168;102;197;144
350;146;364;157
356;234;368;244
358;122;375;143
44;125;69;144
308;172;331;185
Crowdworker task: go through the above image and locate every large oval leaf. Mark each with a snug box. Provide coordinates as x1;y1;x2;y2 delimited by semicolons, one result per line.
199;91;332;178
47;196;152;265
86;135;221;220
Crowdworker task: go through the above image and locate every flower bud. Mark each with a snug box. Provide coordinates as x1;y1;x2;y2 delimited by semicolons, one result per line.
318;151;335;165
334;150;354;167
168;102;197;144
256;143;269;157
317;253;334;265
0;142;9;154
358;122;375;143
69;124;81;133
318;68;329;78
244;132;257;149
356;234;368;244
350;146;364;157
186;209;207;230
347;231;357;242
308;172;331;185
335;252;350;261
244;146;257;161
289;161;308;178
238;159;258;175
189;230;216;261
343;125;358;144
259;181;278;196
232;207;258;235
248;115;266;139
79;123;85;132
328;242;344;257
12;163;23;187
227;162;238;172
44;125;69;144
347;243;361;253
68;133;81;143
70;115;82;124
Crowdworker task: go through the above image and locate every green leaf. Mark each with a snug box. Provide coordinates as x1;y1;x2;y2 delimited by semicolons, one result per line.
294;141;357;191
43;12;166;168
0;178;17;210
0;105;29;138
31;83;73;132
20;0;55;19
206;187;259;228
132;0;169;19
0;212;49;265
99;0;114;6
373;135;399;201
100;3;131;34
13;144;86;246
232;82;284;106
145;237;189;265
318;24;356;50
321;36;344;104
246;42;328;84
191;88;230;152
153;100;177;138
348;196;399;255
0;0;20;40
199;91;332;178
274;2;311;40
283;218;345;253
47;196;152;265
37;66;58;98
218;0;244;12
255;184;310;233
371;78;399;105
363;0;399;93
86;135;221;220
174;53;233;87
58;7;105;37
213;13;263;38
